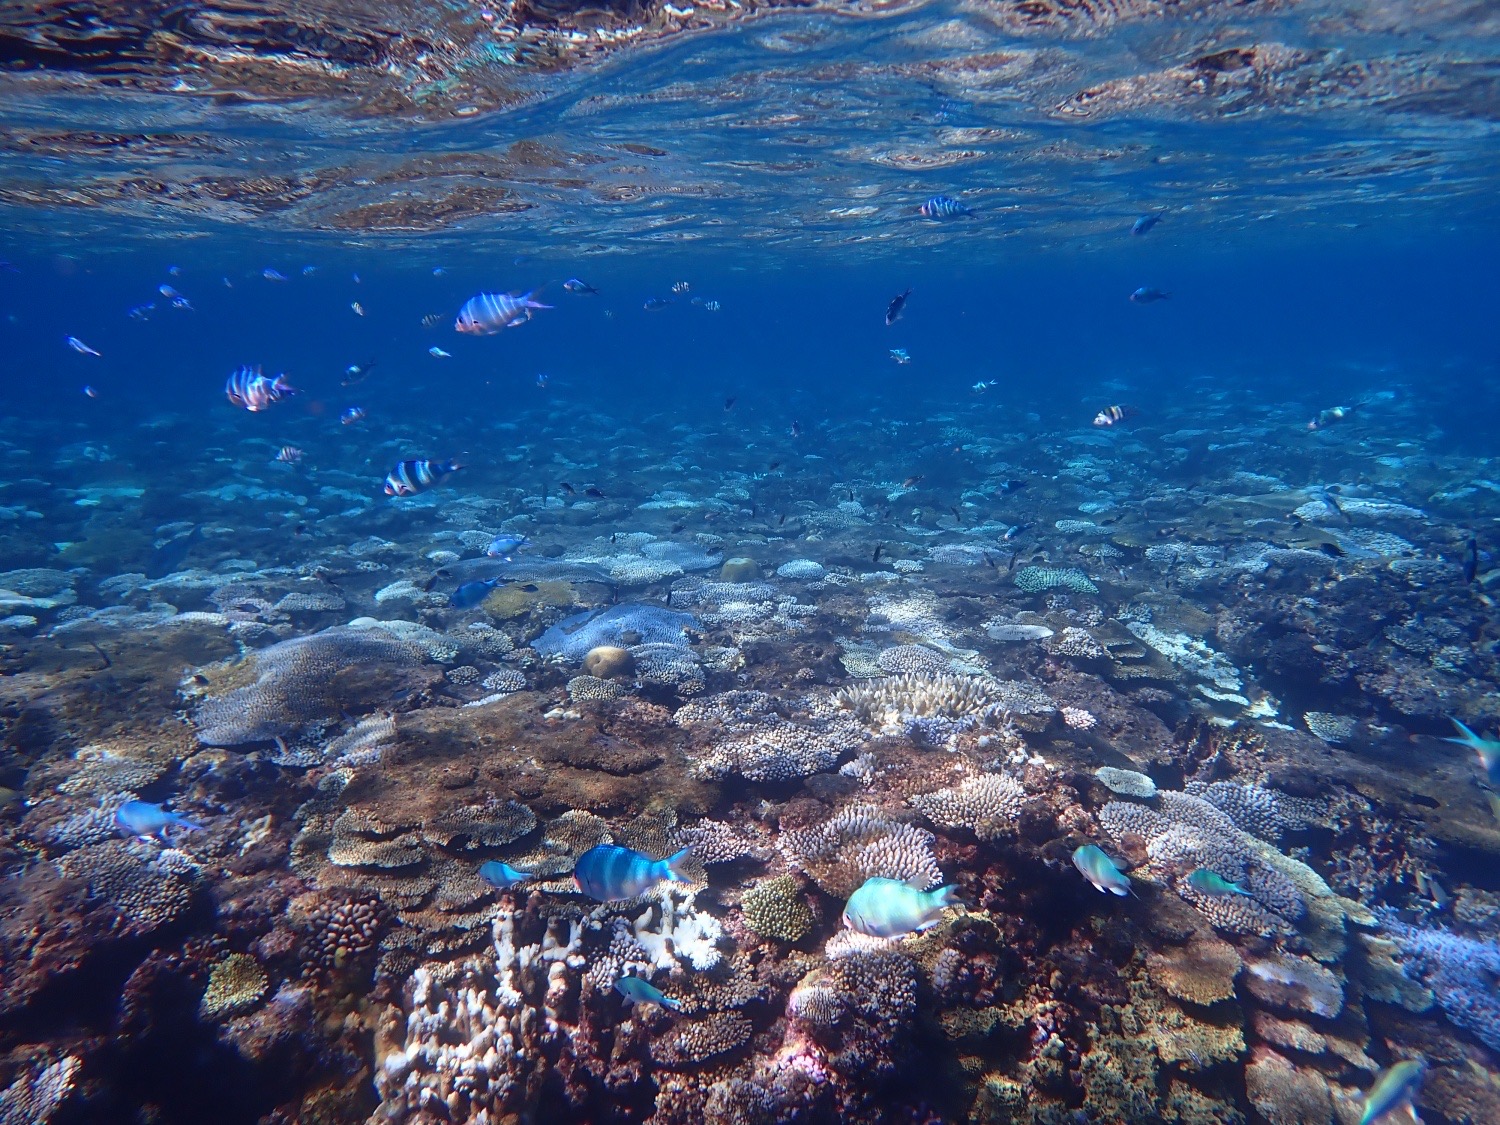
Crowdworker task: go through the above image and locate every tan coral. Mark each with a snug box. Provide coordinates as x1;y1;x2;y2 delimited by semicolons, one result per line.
199;953;269;1021
1245;1045;1333;1125
1146;934;1242;1006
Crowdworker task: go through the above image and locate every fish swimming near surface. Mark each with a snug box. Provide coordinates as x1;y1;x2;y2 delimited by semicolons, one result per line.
449;577;503;608
384;458;463;497
615;975;682;1010
263;268;287;281
225;365;297;412
486;533;529;558
885;288;912;326
158;284;180;298
456;290;552;334
66;336;101;356
1093;404;1134;427
890;348;911;364
1131;213;1161;235
919;195;971;220
421;312;444;328
671;281;690;294
971;380;994;392
1129;286;1170;303
82;385;98;398
572;844;692;901
1186;869;1251;897
477;860;533;890
116;800;203;839
1443;718;1500;785
351;301;365;316
843;877;962;937
1359;1058;1424;1125
429;346;451;358
1073;844;1132;896
563;278;599;294
341;406;366;425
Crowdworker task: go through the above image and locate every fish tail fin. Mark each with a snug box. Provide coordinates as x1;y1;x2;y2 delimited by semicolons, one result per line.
1449;718;1480;744
665;847;694;882
444;460;465;474
663;995;683;1011
523;289;554;309
935;884;964;909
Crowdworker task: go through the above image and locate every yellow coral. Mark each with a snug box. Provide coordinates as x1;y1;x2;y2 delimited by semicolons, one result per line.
482;579;577;620
200;953;269;1021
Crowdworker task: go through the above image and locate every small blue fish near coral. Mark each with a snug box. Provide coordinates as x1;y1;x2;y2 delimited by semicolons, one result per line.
428;346;451;358
1444;718;1500;785
842;877;962;937
1131;213;1161;235
1186;869;1251;897
486;533;529;558
450;577;503;608
477;860;533;890
572;844;692;901
116;800;203;840
919;195;970;220
1129;286;1171;304
615;975;681;1010
1359;1058;1424;1125
1073;844;1132;896
384;458;463;497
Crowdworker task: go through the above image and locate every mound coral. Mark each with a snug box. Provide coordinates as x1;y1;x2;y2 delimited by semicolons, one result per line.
740;874;814;942
200;953;270;1020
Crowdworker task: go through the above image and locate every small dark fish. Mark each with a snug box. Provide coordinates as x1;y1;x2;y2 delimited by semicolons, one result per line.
450;577;502;608
724;396;737;412
768;461;782;472
901;475;923;489
998;479;1026;493
559;482;577;496
873;544;883;563
342;359;377;386
1129;286;1170;304
789;421;801;438
563;278;599;295
885;287;912;326
1464;538;1478;584
584;486;606;498
1004;523;1029;541
643;297;672;312
1131;214;1161;236
982;552;998;572
1307;405;1351;432
950;505;963;525
1007;553;1017;571
778;513;787;526
919;195;970;220
1319;542;1346;559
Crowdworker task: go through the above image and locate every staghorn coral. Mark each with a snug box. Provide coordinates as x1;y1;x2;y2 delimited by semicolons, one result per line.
200;952;270;1020
740;875;814;942
779;804;943;898
193;625;433;746
1014;566;1098;594
909;772;1028;841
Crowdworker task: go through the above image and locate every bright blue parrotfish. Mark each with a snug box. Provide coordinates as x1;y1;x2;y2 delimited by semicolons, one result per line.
572;844;692;902
1186;868;1251;897
1073;844;1132;896
1443;718;1500;785
1359;1058;1425;1125
478;861;533;890
842;877;962;938
116;800;203;839
615;975;681;1010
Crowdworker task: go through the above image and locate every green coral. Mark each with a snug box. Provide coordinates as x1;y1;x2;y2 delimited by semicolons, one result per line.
200;953;269;1021
1014;566;1098;595
740;874;813;942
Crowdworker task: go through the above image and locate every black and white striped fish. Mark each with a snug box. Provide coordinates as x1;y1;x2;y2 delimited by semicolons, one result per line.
225;365;296;412
919;195;970;220
455;290;551;335
383;458;463;497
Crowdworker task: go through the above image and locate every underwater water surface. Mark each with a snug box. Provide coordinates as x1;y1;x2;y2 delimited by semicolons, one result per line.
1;1;1499;1124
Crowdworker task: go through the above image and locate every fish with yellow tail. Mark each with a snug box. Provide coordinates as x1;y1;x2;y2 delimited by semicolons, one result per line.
842;877;962;937
1359;1058;1424;1125
1072;844;1132;896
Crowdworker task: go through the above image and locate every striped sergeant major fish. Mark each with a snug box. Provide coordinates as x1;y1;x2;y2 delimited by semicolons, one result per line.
455;290;552;335
383;458;463;497
919;195;971;220
1093;404;1135;428
225;365;296;412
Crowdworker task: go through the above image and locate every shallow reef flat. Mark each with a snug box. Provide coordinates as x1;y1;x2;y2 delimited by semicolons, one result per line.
0;383;1498;1125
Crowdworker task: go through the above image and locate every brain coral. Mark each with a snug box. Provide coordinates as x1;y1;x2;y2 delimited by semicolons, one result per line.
193;626;431;746
1014;566;1098;594
531;603;700;660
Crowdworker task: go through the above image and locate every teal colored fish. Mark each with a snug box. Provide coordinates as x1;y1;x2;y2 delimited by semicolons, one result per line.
1072;844;1131;896
478;861;532;890
1359;1058;1424;1125
842;877;961;937
615;975;681;1010
1444;718;1500;785
1186;868;1251;897
572;844;692;901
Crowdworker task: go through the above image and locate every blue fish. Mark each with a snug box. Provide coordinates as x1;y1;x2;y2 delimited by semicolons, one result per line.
563;278;599;295
455;290;551;335
1129;286;1171;304
615;975;681;1010
1359;1058;1424;1125
478;860;533;890
1186;868;1251;897
1131;213;1161;235
116;800;203;839
572;844;692;901
919;195;970;220
384;458;463;497
263;268;287;281
486;533;529;558
1443;718;1500;785
1073;844;1132;896
450;578;502;608
842;877;961;937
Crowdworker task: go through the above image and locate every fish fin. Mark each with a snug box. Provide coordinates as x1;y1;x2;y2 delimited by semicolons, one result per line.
1448;718;1480;744
665;847;694;881
662;996;683;1011
934;884;964;909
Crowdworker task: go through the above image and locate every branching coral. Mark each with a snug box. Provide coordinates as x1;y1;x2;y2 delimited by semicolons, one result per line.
1377;912;1500;1048
741;875;814;942
678;690;866;781
909;772;1028;840
778;805;943;898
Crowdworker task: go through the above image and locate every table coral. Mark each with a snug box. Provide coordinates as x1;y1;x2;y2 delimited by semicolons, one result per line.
778;804;943;897
1014;566;1098;595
